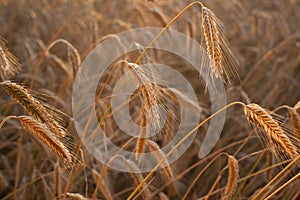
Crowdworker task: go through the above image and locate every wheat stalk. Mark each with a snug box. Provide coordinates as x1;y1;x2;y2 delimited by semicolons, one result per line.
91;169;112;200
146;140;173;177
223;155;239;200
125;159;152;200
1;81;67;137
18;116;72;164
136;107;147;160
243;103;298;159
0;171;8;192
287;107;300;136
0;37;21;80
54;161;61;198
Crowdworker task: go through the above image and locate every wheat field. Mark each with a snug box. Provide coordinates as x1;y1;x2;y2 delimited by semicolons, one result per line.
0;0;300;199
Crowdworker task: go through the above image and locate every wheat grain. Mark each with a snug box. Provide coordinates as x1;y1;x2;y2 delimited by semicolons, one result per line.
243;103;298;159
223;155;239;200
18;116;71;164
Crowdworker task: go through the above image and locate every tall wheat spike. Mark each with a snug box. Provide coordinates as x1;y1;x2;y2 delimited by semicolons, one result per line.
202;6;222;77
0;37;21;80
18;116;72;164
1;81;67;137
243;103;298;159
201;6;238;83
223;155;239;200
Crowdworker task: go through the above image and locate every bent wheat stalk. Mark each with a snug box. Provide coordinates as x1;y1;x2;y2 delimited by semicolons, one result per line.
18;116;71;164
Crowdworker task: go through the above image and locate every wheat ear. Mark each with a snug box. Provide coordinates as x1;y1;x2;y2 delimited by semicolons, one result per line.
127;62;160;129
201;6;238;83
243;103;298;159
202;6;222;77
0;37;21;80
18;116;72;164
223;155;239;200
1;81;66;137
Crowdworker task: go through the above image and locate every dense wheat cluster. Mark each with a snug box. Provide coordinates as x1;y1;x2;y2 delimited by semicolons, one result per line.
0;0;299;199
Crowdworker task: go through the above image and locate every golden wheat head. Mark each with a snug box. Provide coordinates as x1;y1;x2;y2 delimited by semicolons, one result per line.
201;6;238;84
243;103;298;159
18;116;72;164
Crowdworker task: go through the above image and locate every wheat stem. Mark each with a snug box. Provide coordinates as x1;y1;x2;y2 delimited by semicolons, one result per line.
265;173;300;200
252;155;300;200
127;101;244;199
